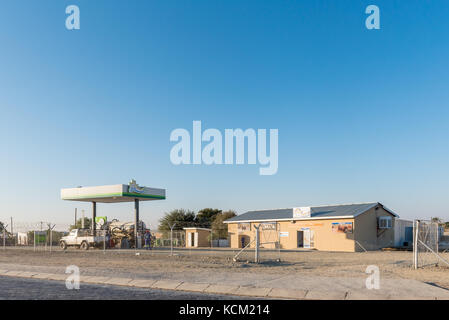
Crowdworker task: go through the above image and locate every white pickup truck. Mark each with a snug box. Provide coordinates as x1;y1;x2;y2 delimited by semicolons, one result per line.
60;229;104;250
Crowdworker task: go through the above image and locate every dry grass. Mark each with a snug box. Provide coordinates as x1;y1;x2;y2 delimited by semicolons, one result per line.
1;247;449;289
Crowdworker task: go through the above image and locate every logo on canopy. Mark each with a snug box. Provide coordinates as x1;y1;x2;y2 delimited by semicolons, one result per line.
129;179;145;194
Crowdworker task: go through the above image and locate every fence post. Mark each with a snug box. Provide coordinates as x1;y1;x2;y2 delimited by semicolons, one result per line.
413;220;416;269
48;224;55;253
170;228;173;256
169;223;176;256
10;217;13;247
414;220;419;269
103;230;106;254
277;222;281;262
435;222;439;254
254;224;260;263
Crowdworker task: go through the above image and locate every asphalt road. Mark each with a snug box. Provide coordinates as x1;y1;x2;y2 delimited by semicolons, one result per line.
0;276;249;300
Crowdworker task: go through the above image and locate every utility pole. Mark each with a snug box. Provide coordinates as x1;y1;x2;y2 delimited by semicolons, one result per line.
75;208;77;227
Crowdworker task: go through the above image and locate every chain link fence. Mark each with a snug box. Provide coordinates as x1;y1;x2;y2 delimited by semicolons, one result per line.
233;222;281;263
413;220;449;269
0;218;312;265
0;219;70;250
0;218;236;257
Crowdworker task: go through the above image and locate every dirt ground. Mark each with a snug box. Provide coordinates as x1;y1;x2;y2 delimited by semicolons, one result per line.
1;247;449;290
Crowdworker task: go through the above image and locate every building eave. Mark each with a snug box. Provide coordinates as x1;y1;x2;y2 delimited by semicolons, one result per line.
224;215;355;224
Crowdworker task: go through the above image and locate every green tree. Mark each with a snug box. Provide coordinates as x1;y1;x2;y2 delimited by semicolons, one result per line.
27;231;34;244
195;208;222;228
431;217;443;225
69;218;92;231
211;210;236;240
158;209;196;232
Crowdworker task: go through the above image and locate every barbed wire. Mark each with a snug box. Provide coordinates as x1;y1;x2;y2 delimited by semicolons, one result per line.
0;219;71;233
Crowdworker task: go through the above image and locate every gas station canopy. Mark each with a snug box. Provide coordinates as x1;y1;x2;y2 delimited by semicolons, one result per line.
61;180;165;246
61;180;166;203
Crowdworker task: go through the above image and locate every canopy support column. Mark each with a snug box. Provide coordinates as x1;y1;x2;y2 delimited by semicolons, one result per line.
135;199;140;248
92;201;96;236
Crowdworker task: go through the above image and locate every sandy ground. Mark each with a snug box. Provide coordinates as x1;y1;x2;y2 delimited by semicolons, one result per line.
1;247;449;291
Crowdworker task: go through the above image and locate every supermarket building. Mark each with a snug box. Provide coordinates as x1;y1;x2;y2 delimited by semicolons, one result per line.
224;202;399;252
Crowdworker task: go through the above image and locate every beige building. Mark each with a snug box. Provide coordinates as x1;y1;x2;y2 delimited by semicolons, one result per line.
184;227;211;248
224;202;398;252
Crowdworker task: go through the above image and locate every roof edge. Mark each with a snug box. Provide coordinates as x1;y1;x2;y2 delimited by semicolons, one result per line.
224;202;399;223
374;203;399;218
224;215;355;223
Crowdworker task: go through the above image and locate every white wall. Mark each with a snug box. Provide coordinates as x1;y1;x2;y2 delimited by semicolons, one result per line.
394;218;413;247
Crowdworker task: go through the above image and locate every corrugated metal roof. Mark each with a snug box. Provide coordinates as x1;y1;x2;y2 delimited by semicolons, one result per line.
225;202;397;223
227;208;294;222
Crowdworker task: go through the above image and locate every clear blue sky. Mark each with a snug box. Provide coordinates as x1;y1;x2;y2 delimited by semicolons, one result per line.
1;0;448;228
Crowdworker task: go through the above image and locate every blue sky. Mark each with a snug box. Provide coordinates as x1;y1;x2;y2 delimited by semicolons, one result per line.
0;0;448;228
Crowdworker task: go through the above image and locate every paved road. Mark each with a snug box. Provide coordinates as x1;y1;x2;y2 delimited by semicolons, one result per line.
0;276;250;300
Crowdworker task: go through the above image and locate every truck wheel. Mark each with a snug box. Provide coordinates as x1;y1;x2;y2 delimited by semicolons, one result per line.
80;241;89;250
60;241;67;250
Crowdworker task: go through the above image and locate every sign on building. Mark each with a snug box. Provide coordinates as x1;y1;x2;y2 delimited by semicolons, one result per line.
331;222;353;234
95;216;107;229
293;207;311;218
238;223;251;232
261;222;277;230
34;231;47;243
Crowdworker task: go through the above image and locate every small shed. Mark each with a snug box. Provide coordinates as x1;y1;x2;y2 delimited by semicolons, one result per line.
394;218;413;247
184;227;211;248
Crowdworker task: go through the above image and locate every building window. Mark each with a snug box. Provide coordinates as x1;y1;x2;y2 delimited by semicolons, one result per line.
378;216;392;229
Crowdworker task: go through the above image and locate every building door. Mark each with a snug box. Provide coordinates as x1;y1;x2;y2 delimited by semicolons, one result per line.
309;230;315;248
240;235;250;248
299;228;315;248
189;233;195;247
297;231;304;248
194;232;198;247
405;227;413;245
303;229;311;248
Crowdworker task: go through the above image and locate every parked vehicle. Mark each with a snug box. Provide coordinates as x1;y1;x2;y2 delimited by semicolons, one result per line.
59;229;104;250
